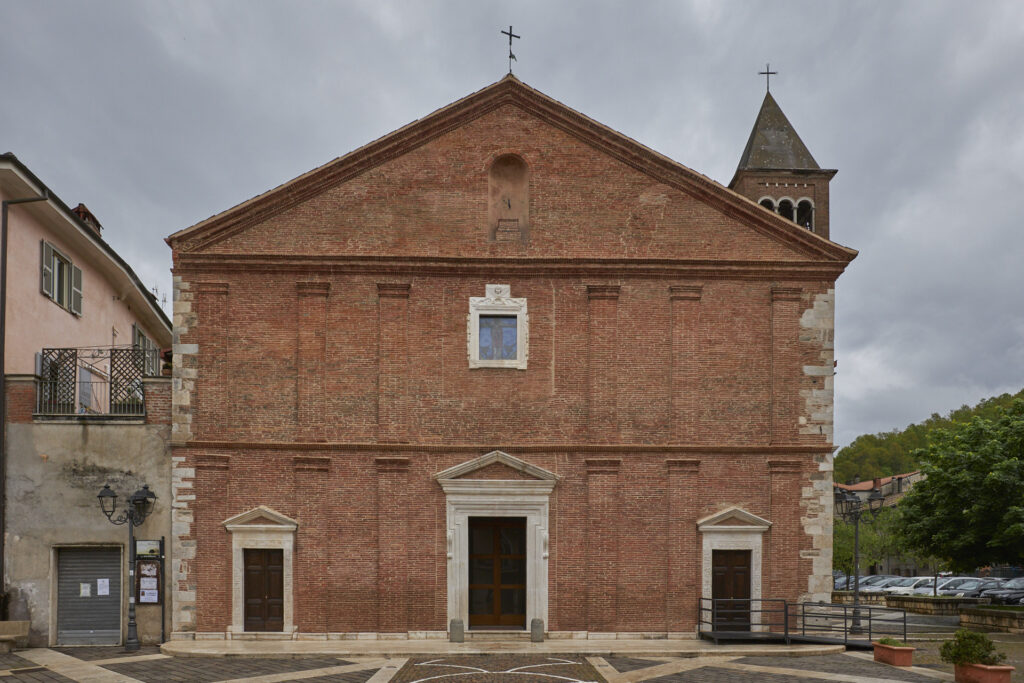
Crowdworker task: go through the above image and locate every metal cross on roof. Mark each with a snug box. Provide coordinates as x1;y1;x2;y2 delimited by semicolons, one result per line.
501;25;520;74
759;63;778;93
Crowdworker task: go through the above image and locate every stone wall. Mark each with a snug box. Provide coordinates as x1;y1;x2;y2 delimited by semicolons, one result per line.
960;607;1024;634
886;595;991;616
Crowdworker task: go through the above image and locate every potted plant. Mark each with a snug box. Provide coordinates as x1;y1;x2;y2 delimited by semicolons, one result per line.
873;636;915;666
940;628;1014;683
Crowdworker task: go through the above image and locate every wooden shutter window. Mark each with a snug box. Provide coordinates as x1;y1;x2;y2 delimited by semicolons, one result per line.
70;265;83;316
41;241;54;298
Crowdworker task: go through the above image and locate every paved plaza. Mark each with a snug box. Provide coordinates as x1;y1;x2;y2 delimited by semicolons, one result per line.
0;647;963;683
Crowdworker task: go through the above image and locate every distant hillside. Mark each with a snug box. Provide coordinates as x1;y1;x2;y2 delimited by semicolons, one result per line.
833;388;1024;484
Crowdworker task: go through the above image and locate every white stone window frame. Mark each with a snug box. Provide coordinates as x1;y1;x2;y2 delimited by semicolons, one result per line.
697;506;772;633
223;506;298;635
435;451;558;631
467;284;528;369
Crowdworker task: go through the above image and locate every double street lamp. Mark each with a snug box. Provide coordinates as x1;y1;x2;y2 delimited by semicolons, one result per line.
834;486;884;626
97;484;156;651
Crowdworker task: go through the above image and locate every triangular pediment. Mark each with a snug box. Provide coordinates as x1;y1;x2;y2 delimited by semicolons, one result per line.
167;76;855;266
434;450;559;482
223;505;298;531
697;506;772;531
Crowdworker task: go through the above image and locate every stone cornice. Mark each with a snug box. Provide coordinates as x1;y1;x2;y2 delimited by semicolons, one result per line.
172;254;849;281
178;441;833;455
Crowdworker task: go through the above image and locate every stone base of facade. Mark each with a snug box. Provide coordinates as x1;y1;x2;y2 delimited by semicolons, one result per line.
170;630;699;641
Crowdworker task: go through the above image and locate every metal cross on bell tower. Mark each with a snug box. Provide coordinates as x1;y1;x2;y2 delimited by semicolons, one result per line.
501;25;520;74
759;63;778;93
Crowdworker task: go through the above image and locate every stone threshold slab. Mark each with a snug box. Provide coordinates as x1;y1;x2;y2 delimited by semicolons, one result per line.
161;638;844;659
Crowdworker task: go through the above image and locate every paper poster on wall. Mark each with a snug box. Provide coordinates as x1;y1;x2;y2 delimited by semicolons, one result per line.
139;590;159;603
79;583;91;597
140;577;157;590
97;578;109;596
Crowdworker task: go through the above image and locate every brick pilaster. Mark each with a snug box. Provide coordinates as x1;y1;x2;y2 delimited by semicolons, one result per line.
768;459;802;603
294;456;330;634
194;454;230;631
585;458;620;631
297;282;330;441
376;456;410;632
377;284;410;443
669;285;702;442
587;286;619;442
771;287;801;443
195;282;229;440
666;458;700;632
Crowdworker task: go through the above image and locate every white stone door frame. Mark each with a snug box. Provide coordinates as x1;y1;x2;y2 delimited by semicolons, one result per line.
435;451;558;632
223;506;298;636
697;506;771;632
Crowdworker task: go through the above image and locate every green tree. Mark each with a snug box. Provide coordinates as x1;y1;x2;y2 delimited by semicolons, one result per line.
898;400;1024;572
833;506;901;575
833;388;1024;484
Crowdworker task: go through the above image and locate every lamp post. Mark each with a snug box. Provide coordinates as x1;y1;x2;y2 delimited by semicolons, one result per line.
98;484;156;651
834;486;884;630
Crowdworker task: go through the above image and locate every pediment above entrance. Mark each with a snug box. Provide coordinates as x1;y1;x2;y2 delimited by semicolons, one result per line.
433;450;560;482
697;506;772;532
222;505;298;532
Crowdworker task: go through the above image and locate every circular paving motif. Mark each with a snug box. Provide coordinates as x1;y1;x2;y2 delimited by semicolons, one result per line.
394;655;603;683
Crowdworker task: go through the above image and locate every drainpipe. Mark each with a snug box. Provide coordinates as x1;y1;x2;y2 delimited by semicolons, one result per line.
0;190;48;618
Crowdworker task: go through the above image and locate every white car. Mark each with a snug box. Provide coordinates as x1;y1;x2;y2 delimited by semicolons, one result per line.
861;577;905;593
914;577;973;595
888;576;935;595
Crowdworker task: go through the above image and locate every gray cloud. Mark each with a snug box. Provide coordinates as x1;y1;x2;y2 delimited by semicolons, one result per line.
3;0;1021;448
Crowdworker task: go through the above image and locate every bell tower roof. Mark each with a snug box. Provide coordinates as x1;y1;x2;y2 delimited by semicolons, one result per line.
735;91;820;172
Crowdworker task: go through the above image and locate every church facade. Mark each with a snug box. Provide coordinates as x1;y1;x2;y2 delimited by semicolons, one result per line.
166;77;854;639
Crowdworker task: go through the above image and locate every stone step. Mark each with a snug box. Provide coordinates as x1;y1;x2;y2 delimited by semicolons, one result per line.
465;630;531;641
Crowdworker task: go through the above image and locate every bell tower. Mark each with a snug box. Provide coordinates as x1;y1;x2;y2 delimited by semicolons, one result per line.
729;91;837;240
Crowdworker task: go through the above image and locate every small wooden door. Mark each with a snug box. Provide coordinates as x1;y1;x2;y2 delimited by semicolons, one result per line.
244;549;283;632
712;549;751;631
468;517;527;629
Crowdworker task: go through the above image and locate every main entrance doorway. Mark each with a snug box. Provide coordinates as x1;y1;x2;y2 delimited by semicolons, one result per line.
712;549;751;631
468;517;526;629
244;548;283;632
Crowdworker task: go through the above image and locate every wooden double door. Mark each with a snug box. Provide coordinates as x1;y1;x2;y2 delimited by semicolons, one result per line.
711;549;751;631
468;517;527;629
244;549;283;632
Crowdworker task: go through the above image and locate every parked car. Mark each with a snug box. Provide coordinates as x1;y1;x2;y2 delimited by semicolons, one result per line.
861;577;905;593
980;576;1024;604
949;578;1006;597
886;576;935;595
912;576;973;595
835;575;866;590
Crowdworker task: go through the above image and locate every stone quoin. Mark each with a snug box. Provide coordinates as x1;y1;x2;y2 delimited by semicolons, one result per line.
165;75;855;640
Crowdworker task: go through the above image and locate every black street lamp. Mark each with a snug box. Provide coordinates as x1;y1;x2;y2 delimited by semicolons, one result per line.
97;484;156;651
834;486;884;629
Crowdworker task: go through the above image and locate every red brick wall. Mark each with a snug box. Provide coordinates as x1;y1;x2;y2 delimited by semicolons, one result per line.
179;447;822;632
170;96;845;634
4;379;36;423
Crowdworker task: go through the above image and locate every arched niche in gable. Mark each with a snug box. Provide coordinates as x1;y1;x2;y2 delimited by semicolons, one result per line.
488;154;529;242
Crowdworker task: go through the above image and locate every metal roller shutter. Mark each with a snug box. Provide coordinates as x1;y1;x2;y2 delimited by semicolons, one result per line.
57;547;122;645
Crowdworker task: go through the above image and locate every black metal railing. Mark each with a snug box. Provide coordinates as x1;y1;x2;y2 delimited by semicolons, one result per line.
698;598;907;646
698;598;791;642
36;346;157;416
797;601;907;644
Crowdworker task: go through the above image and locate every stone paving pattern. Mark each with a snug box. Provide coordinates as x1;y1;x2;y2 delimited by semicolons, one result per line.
102;655;353;682
281;673;377;683
645;666;830;682
604;657;665;673
52;646;163;661
733;654;939;682
391;655;605;683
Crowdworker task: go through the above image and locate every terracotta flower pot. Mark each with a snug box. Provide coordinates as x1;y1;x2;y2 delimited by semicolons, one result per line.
954;662;1016;683
873;642;915;667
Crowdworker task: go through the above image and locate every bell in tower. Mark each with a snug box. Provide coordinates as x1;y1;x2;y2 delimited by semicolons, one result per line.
729;86;837;240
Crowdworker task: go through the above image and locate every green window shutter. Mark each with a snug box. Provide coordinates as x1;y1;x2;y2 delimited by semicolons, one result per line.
70;264;83;315
41;241;54;298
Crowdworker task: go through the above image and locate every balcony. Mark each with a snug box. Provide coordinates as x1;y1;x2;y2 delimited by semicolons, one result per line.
36;346;160;417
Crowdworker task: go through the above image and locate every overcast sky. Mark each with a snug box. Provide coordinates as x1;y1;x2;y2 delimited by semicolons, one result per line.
3;1;1022;449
